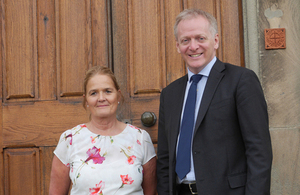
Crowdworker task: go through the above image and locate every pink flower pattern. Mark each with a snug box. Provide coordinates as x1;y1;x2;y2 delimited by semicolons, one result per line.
90;136;96;144
58;124;153;193
85;146;105;164
120;148;136;165
114;174;134;194
80;124;87;128
120;174;134;185
62;124;86;145
74;146;106;182
128;124;142;133
89;181;105;195
127;155;136;165
66;162;74;172
64;133;73;145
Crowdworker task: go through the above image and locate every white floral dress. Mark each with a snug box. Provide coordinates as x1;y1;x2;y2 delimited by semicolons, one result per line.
54;124;156;195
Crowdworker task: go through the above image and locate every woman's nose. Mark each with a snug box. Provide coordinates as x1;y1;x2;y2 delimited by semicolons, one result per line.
98;92;105;101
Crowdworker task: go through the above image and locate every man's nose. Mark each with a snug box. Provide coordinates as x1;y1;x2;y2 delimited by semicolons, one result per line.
189;39;199;51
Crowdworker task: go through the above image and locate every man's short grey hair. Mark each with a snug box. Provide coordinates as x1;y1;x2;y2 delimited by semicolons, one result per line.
174;8;218;40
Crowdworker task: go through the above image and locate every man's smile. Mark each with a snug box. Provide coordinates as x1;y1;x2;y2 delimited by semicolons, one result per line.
189;53;202;57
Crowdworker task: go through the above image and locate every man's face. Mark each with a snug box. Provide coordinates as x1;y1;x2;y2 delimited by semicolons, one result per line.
176;16;219;74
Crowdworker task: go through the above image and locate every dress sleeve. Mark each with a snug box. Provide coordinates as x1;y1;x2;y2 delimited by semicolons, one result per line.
141;130;156;165
53;129;72;165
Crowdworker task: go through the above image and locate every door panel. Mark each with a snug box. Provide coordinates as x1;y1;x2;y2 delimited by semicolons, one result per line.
2;102;88;147
3;0;37;101
128;0;166;96
4;148;40;194
38;0;56;100
0;0;244;194
56;0;91;97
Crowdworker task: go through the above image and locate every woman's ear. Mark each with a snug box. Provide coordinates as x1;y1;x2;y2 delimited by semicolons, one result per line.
118;89;122;100
83;94;88;108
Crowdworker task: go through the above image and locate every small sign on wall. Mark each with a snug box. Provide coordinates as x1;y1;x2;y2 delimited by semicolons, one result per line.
264;28;286;50
264;3;286;50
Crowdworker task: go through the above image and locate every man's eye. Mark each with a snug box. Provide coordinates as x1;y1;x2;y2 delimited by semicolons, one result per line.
198;37;205;41
181;39;189;44
106;90;112;93
90;92;96;95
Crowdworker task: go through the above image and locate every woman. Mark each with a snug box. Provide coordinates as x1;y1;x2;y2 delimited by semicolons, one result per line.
49;66;157;195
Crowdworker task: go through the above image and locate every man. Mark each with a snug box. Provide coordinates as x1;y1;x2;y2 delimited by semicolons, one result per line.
157;8;272;195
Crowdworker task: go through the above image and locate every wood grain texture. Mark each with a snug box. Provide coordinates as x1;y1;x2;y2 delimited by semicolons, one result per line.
37;0;57;100
164;0;186;85
56;0;91;98
91;0;111;68
3;0;37;101
130;98;160;142
128;0;166;96
4;148;41;195
220;0;244;66
40;146;55;195
0;1;3;193
0;105;3;195
111;0;131;121
3;101;89;147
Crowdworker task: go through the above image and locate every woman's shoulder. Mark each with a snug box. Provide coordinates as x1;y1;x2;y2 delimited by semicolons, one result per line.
58;124;88;141
125;124;153;142
126;124;147;134
68;124;87;132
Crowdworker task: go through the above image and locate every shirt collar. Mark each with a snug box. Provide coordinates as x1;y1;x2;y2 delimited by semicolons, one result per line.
187;56;216;82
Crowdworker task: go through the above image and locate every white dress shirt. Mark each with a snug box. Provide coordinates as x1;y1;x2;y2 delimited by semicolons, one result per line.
177;56;216;183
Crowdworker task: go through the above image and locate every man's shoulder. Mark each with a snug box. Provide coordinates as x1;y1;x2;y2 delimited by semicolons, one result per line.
215;60;255;75
163;75;187;90
214;61;260;85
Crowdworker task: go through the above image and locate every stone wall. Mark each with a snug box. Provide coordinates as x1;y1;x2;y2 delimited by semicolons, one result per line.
243;0;300;194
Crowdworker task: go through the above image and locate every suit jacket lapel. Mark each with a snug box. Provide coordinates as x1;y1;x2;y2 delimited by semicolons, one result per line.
169;75;188;159
194;59;225;133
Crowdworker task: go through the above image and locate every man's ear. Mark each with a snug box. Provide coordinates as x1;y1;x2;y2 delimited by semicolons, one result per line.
214;33;219;50
176;41;181;53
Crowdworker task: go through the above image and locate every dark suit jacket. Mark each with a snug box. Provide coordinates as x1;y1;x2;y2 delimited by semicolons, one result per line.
157;59;272;195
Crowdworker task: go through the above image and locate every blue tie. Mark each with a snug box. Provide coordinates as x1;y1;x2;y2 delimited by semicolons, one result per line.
176;74;202;180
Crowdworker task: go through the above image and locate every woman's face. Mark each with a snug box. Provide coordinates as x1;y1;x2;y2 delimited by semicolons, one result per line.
84;74;120;120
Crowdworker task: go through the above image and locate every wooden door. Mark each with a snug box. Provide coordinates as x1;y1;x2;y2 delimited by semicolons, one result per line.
0;0;244;194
